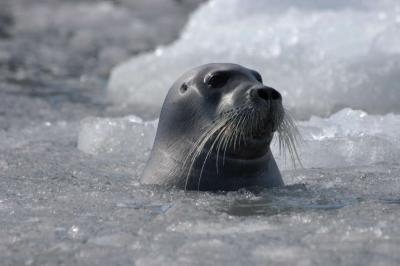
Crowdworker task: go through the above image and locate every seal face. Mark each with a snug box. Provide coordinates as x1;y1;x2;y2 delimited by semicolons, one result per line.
142;63;290;191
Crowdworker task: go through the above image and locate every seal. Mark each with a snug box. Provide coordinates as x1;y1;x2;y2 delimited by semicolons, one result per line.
141;63;300;191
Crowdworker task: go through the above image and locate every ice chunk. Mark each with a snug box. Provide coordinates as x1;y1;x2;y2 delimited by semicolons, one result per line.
300;109;400;142
372;25;400;54
0;120;77;150
108;0;400;119
77;108;400;170
77;115;157;155
273;109;400;169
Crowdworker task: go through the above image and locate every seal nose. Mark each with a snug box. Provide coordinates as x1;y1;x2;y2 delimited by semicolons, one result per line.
254;87;282;101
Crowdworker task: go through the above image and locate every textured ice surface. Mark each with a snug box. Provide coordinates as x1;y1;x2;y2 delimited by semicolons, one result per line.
109;0;400;119
2;0;400;265
77;108;400;171
78;116;157;156
276;108;400;169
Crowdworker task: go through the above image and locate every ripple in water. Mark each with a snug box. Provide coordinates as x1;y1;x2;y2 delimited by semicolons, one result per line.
223;184;361;216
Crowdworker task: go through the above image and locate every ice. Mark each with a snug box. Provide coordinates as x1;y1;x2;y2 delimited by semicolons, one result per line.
77;115;157;155
2;0;400;265
109;0;400;119
274;108;400;169
77;108;400;171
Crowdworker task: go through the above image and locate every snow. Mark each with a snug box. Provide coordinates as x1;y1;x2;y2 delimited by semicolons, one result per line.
1;0;400;265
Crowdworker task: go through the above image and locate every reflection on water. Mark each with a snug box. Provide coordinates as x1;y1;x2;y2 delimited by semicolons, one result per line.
224;184;360;216
223;183;400;217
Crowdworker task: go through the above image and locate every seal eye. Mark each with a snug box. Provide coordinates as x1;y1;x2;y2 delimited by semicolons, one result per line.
180;83;188;94
206;72;230;89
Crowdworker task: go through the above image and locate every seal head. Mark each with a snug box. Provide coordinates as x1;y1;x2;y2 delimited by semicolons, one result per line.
142;63;287;191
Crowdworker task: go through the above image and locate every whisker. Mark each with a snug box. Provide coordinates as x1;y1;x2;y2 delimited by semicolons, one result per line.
180;102;303;191
277;108;303;168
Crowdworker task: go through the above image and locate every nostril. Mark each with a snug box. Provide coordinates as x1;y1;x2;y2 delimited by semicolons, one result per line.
256;87;281;101
257;89;269;101
270;89;281;100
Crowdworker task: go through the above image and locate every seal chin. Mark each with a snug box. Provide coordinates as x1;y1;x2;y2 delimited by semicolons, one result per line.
250;126;273;140
246;123;274;150
218;110;280;159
